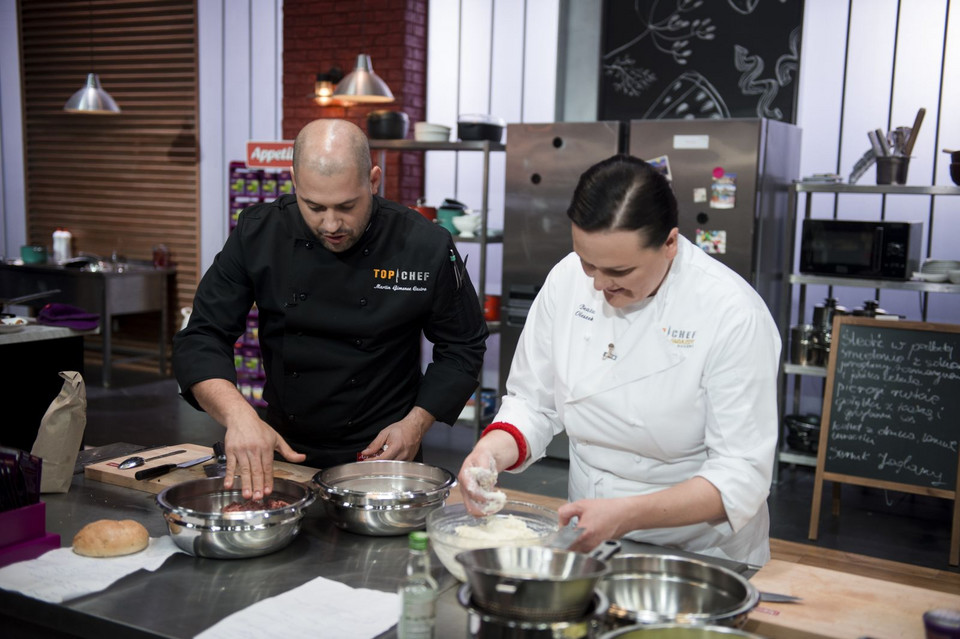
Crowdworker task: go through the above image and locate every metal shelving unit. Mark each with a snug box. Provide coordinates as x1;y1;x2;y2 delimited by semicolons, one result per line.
778;182;960;471
370;139;506;438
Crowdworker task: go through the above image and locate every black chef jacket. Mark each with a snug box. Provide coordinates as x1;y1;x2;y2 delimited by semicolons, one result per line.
173;194;488;467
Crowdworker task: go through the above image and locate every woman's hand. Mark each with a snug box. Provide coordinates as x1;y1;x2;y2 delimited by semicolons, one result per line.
457;430;520;516
558;498;631;553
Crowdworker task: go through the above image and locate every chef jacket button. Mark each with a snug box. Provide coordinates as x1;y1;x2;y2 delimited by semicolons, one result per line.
347;420;353;425
305;242;314;249
299;292;307;301
288;414;296;422
362;248;370;256
354;338;362;347
350;378;358;385
359;297;367;306
291;371;299;379
284;302;291;308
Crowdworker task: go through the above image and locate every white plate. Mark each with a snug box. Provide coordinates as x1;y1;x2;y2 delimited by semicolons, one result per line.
913;271;949;283
950;270;960;284
921;259;960;274
0;318;27;333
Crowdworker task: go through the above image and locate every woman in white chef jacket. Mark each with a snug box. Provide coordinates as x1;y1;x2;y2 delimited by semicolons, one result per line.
459;155;781;566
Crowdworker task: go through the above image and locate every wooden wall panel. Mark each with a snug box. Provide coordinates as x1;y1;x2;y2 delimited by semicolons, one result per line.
18;0;199;350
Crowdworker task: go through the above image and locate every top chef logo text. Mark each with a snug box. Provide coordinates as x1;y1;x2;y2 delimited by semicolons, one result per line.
372;268;430;293
662;326;696;348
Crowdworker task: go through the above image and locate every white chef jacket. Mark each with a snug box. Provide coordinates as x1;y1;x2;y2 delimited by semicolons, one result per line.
497;235;781;566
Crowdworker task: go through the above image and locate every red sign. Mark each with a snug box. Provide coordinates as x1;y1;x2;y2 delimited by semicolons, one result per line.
246;141;294;168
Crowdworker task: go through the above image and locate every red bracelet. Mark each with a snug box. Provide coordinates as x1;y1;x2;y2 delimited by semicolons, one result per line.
481;421;528;471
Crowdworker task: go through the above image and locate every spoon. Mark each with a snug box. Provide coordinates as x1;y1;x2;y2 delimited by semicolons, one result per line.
118;449;186;470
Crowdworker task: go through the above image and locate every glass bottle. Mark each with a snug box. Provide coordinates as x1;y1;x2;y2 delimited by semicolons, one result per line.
398;530;437;639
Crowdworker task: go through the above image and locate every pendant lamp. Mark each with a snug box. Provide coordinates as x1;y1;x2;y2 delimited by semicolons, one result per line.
64;73;121;114
332;54;395;104
63;1;121;114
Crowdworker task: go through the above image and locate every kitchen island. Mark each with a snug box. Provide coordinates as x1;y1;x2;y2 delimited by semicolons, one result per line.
2;453;959;639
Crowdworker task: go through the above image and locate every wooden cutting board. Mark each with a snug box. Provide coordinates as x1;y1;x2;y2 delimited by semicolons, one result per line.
83;443;319;494
744;559;960;639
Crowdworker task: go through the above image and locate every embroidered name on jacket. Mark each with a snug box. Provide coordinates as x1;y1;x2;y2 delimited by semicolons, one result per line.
575;304;596;322
663;325;697;348
372;268;430;292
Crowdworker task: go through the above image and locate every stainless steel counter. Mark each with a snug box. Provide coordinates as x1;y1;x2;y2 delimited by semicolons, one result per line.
2;463;755;638
1;472;471;639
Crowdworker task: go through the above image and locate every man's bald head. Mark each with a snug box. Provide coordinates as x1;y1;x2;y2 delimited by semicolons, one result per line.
292;119;372;183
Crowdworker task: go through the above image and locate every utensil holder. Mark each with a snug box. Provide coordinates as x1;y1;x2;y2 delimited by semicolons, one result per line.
876;156;909;185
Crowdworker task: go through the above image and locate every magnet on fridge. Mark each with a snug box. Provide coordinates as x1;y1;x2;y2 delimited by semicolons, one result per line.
693;187;708;203
647;155;672;181
695;229;727;254
710;172;736;209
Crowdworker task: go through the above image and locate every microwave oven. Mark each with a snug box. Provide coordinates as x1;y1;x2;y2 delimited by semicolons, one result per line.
799;220;922;280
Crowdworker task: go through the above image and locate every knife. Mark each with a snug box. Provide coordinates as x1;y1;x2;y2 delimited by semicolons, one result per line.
759;591;803;603
134;454;214;481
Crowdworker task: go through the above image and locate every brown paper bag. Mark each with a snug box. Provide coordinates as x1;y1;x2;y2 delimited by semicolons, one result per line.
31;371;86;493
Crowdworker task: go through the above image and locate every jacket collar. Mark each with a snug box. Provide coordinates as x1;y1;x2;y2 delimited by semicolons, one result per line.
289;194;383;254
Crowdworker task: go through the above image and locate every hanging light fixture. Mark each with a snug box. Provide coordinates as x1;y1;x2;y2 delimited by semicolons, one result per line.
63;0;121;114
310;67;350;107
332;54;395;104
331;2;394;105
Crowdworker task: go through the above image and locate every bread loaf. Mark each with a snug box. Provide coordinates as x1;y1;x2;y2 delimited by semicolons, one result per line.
72;519;149;557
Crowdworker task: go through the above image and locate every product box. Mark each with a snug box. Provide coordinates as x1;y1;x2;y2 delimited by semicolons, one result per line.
0;502;61;568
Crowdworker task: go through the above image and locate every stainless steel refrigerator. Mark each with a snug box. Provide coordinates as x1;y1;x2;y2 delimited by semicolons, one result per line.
499;119;801;459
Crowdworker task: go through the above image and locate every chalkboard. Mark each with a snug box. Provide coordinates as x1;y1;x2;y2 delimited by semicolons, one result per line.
598;0;804;122
808;316;960;565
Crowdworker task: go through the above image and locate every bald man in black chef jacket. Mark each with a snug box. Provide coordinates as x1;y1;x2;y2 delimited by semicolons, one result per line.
173;119;487;500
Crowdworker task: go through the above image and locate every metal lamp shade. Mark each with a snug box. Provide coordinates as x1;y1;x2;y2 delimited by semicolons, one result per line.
63;73;121;114
333;54;394;104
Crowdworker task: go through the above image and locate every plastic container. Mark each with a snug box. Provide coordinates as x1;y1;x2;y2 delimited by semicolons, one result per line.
457;114;506;143
52;228;73;263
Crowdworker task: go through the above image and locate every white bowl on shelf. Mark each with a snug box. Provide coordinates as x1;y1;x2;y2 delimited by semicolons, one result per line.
949;270;960;284
414;122;451;142
913;271;949;283
451;214;482;237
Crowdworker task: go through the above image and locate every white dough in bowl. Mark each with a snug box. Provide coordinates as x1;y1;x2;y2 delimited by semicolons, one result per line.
454;514;540;541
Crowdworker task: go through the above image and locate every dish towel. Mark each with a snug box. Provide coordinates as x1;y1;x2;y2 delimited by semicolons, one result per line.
0;536;183;603
194;575;400;639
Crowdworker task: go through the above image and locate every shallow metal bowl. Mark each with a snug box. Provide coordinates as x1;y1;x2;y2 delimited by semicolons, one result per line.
156;476;316;559
599;623;766;639
426;501;559;581
312;460;456;536
455;541;620;622
598;554;759;630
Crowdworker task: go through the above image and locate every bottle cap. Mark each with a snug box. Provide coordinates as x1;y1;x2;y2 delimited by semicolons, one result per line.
408;530;428;551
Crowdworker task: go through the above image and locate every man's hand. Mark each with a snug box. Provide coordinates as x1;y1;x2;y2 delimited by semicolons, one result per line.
223;416;305;500
360;406;435;461
190;378;305;500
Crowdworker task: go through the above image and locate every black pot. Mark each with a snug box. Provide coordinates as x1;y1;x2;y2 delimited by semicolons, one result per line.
457;116;505;143
367;111;409;140
785;414;821;454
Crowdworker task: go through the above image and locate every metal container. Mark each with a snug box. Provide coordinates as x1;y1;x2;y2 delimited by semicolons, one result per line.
599;623;766;639
156;476;316;559
598;554;759;630
427;501;560;581
458;583;609;639
789;324;819;366
312;460;455;536
456;540;621;621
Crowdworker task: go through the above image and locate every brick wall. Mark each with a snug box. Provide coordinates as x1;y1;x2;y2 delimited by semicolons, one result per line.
283;0;427;207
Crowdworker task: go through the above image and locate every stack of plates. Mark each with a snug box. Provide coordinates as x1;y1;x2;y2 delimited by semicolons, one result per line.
916;260;960;283
414;122;451;142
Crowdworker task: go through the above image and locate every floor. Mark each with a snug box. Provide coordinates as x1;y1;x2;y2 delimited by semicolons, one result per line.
79;362;959;575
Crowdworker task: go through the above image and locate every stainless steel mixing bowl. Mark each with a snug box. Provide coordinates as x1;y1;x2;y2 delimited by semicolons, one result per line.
312;460;456;536
455;540;621;621
599;623;766;639
156;476;316;559
598;554;760;629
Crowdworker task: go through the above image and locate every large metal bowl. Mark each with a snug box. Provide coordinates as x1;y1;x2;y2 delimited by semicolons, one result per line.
426;501;559;581
599;623;766;639
598;554;760;630
156;476;316;559
312;460;456;536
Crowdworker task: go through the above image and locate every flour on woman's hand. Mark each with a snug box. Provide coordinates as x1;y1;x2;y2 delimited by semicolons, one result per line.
464;465;507;515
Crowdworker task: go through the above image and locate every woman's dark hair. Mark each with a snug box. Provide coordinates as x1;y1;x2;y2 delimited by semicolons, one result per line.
566;154;678;248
